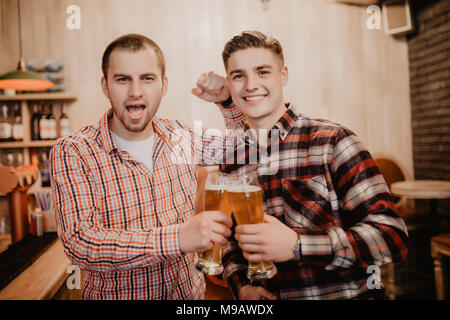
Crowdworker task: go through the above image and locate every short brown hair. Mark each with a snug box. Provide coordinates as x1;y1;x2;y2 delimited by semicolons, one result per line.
222;31;284;70
102;33;166;79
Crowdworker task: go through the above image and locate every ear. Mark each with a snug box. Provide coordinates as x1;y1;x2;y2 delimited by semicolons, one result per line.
101;76;110;99
281;66;288;86
162;77;168;97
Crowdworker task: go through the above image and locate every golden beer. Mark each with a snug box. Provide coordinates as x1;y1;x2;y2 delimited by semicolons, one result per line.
195;168;231;275
228;184;277;280
227;186;264;225
197;187;232;274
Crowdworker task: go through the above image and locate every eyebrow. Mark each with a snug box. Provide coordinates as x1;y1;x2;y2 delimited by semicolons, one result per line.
113;72;158;78
229;65;273;76
255;65;273;70
229;69;245;76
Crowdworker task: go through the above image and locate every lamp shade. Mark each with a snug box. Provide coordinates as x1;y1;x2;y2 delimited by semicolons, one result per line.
0;69;54;92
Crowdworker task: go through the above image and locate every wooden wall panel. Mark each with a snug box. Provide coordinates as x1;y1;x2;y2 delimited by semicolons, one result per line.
0;0;20;75
0;0;413;179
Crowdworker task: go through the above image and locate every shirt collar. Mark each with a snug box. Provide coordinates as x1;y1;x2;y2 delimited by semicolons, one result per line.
273;103;298;140
98;108;176;154
98;109;117;154
241;103;298;141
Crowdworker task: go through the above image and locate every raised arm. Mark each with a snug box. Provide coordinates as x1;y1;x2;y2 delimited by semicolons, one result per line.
192;71;245;130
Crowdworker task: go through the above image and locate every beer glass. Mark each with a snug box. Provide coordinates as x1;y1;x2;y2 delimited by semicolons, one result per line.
195;168;231;275
227;165;277;281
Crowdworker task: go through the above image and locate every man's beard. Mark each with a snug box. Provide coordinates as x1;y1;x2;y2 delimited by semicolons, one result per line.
113;106;152;132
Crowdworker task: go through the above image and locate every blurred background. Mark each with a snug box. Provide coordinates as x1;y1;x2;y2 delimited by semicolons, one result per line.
0;0;448;300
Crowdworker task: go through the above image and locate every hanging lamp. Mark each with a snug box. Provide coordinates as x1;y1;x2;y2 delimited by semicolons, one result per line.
0;0;54;93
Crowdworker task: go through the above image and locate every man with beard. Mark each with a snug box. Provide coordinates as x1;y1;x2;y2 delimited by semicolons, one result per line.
50;34;237;300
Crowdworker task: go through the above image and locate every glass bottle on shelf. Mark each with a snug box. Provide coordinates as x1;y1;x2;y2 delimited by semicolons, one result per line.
0;149;14;166
12;104;23;141
59;104;71;137
0;104;12;142
47;104;57;140
6;151;14;167
39;104;48;140
12;150;23;168
31;104;41;141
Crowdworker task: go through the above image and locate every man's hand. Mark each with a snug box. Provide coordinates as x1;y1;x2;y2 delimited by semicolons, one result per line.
238;285;277;300
179;211;232;253
191;71;231;103
235;214;298;262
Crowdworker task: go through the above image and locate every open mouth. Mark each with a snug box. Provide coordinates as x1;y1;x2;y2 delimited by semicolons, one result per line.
125;104;146;120
243;94;267;103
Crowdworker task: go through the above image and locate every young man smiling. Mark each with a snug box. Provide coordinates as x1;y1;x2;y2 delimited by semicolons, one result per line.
50;34;238;300
200;31;409;300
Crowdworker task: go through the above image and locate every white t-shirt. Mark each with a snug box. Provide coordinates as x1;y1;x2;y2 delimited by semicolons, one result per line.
111;132;154;173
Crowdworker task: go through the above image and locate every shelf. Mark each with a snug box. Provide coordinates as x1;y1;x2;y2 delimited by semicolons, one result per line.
0;140;57;149
0;92;77;102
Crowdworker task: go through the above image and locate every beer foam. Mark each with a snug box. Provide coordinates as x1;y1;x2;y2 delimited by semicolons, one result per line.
205;184;227;191
227;185;261;193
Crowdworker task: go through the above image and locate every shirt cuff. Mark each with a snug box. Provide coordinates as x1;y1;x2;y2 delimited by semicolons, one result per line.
216;100;246;129
153;224;182;259
220;95;233;107
297;229;334;265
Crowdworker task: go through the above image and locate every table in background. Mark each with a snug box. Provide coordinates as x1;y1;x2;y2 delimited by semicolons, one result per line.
391;180;450;235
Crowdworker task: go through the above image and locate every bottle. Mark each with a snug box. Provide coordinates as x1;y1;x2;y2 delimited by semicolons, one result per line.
39;104;48;140
12;150;23;168
31;104;41;140
59;104;70;137
6;151;14;167
40;150;50;187
12;104;23;141
47;104;57;140
0;104;12;142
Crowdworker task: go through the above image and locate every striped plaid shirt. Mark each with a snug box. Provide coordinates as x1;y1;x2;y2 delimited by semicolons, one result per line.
50;106;244;300
221;104;409;300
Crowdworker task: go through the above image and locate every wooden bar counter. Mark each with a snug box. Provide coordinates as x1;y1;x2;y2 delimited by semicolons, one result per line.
0;239;72;300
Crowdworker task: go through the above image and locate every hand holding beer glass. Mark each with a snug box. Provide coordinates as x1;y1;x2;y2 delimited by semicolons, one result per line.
195;168;232;275
227;166;278;281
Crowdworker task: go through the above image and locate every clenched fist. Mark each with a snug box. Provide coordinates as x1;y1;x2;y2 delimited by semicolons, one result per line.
191;71;231;104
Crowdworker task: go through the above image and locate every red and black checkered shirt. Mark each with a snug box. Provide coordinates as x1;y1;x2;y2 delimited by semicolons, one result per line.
221;104;409;300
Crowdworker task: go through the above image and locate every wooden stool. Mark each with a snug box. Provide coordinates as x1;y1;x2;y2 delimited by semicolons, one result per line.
431;234;450;300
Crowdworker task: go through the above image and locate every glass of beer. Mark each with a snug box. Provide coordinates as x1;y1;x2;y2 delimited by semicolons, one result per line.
227;165;277;281
195;167;231;275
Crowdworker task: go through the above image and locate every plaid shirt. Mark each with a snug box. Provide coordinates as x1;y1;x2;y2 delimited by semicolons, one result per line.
221;104;409;300
50;107;244;300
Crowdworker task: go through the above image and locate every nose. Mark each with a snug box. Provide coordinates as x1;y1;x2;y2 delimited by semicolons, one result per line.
129;80;143;98
245;73;258;92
